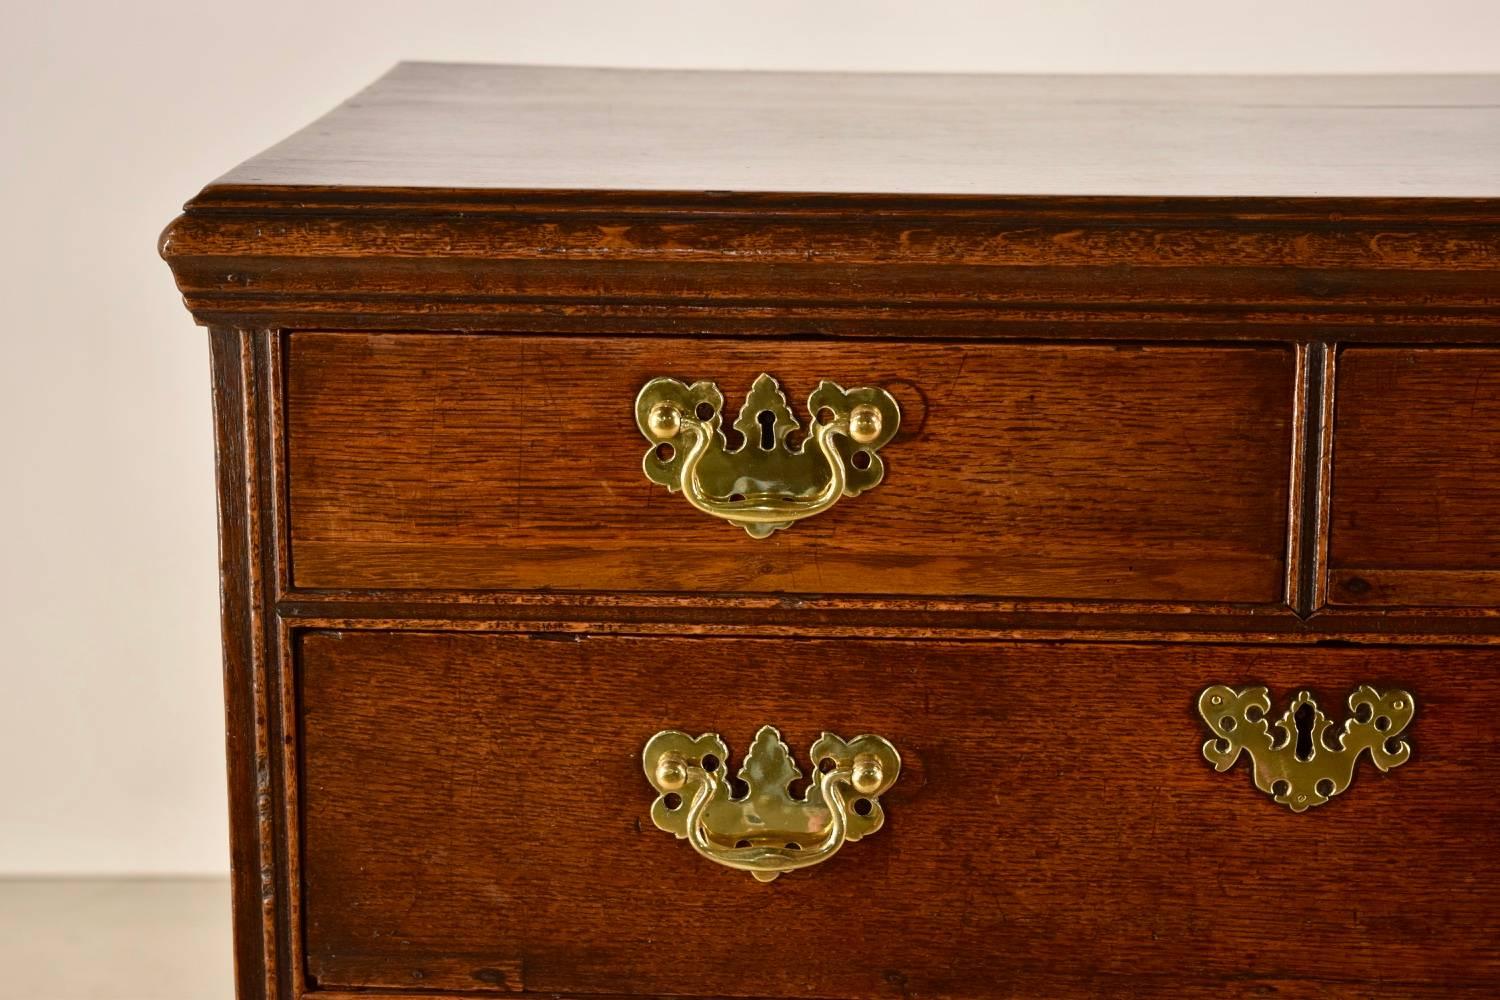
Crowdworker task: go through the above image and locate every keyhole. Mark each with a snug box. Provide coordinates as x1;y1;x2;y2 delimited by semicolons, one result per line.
1293;701;1316;761
757;410;776;450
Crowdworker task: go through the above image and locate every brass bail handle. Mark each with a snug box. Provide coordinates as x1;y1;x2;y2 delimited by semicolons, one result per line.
636;373;900;537
642;726;900;882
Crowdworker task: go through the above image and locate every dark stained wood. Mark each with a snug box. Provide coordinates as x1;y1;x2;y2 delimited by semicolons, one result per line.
307;983;1488;1000
159;67;1500;336
216;64;1500;197
276;600;1500;643
1285;342;1321;616
163;65;1500;1000
298;631;1500;998
286;333;1296;603
303;984;1481;1000
1329;347;1500;607
160;204;1500;337
206;328;274;1000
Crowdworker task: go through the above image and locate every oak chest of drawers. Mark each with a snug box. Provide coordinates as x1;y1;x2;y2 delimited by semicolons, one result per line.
161;65;1500;998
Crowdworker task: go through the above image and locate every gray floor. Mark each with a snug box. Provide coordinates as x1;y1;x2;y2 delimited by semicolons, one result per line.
0;879;233;999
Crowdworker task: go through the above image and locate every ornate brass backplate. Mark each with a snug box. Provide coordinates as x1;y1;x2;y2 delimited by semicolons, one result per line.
642;725;900;881
635;374;900;537
1197;685;1415;812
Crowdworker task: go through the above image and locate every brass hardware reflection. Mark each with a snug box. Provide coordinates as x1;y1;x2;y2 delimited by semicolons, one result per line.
635;373;900;537
642;726;900;881
1197;685;1415;812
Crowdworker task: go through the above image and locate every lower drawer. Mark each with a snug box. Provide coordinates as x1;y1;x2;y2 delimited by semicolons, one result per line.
295;632;1500;997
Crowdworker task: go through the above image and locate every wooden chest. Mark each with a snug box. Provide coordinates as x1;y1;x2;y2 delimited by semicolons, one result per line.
161;65;1500;998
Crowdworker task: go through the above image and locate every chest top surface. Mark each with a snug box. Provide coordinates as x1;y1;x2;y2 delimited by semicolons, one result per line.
163;63;1500;338
210;62;1500;199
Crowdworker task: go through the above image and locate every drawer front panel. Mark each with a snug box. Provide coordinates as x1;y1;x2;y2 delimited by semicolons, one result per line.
297;632;1499;997
286;333;1295;602
1330;347;1500;607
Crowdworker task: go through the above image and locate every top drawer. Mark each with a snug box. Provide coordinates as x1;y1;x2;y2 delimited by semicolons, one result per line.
1329;347;1500;607
285;333;1295;602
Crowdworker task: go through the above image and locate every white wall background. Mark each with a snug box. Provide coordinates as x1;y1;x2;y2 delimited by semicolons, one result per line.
3;0;1499;876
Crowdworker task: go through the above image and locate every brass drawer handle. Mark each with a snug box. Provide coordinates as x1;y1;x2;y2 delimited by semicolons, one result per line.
1198;685;1415;812
642;726;900;881
635;373;900;537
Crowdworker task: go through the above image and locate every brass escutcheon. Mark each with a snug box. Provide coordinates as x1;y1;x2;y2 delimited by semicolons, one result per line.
642;726;900;881
1197;685;1415;812
635;373;900;537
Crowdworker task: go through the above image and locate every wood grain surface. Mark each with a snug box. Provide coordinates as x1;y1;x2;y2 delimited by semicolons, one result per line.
207;328;279;1000
213;64;1500;197
1330;347;1500;606
160;199;1500;338
298;631;1500;998
159;67;1500;338
286;333;1296;602
164;66;1500;1000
